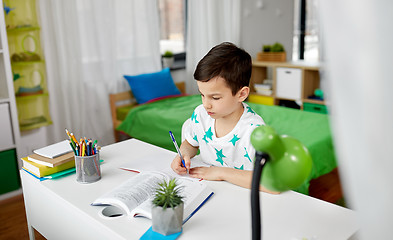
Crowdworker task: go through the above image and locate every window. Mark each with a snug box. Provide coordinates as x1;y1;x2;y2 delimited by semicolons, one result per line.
158;0;186;55
292;0;319;62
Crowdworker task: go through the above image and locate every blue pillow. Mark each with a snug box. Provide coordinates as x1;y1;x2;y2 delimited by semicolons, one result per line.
124;68;181;104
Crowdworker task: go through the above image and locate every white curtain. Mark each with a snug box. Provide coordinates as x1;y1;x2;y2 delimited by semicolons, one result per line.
38;0;161;146
320;1;393;239
186;0;241;94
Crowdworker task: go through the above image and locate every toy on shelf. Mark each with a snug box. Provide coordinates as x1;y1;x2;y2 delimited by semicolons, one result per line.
308;88;324;101
11;51;41;62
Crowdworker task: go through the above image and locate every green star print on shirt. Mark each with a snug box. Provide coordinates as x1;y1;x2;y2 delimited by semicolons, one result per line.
184;103;264;171
234;165;244;170
229;134;240;146
244;147;252;162
191;111;199;123
203;127;213;143
247;106;256;114
215;148;226;165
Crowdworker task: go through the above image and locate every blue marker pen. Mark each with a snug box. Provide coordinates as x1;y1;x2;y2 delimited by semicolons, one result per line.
169;131;188;173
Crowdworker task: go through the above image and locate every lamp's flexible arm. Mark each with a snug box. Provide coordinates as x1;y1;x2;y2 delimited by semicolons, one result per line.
251;151;269;240
250;125;312;239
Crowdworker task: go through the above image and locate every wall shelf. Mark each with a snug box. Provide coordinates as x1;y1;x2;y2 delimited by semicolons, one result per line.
303;99;325;105
16;92;48;99
6;26;40;33
11;60;45;65
249;60;326;113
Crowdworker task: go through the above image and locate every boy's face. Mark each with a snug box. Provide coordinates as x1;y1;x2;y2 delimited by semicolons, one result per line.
197;76;248;120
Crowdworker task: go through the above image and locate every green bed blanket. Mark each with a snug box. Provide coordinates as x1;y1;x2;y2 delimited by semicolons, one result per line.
117;94;336;194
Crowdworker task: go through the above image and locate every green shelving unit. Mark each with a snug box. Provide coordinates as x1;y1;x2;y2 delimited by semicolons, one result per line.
4;0;52;131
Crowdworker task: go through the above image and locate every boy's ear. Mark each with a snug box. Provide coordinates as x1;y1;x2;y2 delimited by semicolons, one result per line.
237;86;250;102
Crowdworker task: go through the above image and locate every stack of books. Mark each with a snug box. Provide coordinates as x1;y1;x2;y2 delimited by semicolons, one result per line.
21;140;76;181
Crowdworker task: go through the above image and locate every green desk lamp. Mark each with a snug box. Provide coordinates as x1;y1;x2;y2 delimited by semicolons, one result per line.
250;125;313;240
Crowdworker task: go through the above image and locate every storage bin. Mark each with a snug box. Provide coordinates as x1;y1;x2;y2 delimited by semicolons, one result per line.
4;0;38;29
303;102;328;114
16;94;52;130
247;94;274;106
12;61;46;96
276;67;302;100
0;149;20;194
7;29;42;60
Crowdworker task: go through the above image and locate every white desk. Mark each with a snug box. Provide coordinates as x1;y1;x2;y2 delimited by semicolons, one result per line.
21;139;359;240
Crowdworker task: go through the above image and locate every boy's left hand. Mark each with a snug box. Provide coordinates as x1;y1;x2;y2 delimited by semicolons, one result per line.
189;166;223;181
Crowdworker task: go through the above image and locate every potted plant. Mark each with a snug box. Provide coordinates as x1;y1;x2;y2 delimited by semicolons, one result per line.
152;178;184;236
162;50;174;68
257;42;286;62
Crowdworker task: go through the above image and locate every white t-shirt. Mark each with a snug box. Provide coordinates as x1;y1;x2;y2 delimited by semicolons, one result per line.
184;102;265;170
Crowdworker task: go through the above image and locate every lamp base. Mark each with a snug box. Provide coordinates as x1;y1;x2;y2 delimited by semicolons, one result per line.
251;152;269;240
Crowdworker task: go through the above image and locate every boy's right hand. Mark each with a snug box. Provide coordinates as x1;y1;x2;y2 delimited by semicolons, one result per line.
171;154;191;175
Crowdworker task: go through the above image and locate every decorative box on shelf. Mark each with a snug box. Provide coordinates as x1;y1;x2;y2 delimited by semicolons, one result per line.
256;52;286;62
248;94;274;106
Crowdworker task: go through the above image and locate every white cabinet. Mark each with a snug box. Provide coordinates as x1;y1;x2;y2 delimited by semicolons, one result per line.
0;0;19;153
276;67;302;100
0;0;21;197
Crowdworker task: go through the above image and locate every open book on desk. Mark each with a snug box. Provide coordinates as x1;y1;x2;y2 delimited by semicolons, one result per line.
119;154;212;173
91;170;214;222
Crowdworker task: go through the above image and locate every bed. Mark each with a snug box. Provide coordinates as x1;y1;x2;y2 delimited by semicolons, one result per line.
109;81;186;141
112;92;336;195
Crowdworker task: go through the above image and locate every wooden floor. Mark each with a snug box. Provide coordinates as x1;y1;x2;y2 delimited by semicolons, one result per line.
309;168;344;205
0;168;343;239
0;194;45;240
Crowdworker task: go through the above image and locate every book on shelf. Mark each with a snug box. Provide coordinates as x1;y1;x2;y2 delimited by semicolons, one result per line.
33;140;73;159
27;151;74;168
21;157;75;177
91;170;214;222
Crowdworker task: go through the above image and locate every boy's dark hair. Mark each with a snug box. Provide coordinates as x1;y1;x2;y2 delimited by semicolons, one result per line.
194;42;252;95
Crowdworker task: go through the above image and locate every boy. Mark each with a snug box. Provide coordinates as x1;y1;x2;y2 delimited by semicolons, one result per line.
171;42;277;194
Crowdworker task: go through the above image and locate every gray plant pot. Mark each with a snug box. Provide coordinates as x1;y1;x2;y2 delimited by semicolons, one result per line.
152;202;184;236
162;57;174;68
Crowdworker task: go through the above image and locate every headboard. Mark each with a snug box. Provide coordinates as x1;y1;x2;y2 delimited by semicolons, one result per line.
109;81;186;141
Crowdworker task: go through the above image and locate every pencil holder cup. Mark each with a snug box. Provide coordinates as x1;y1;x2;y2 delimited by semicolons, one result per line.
74;152;101;183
